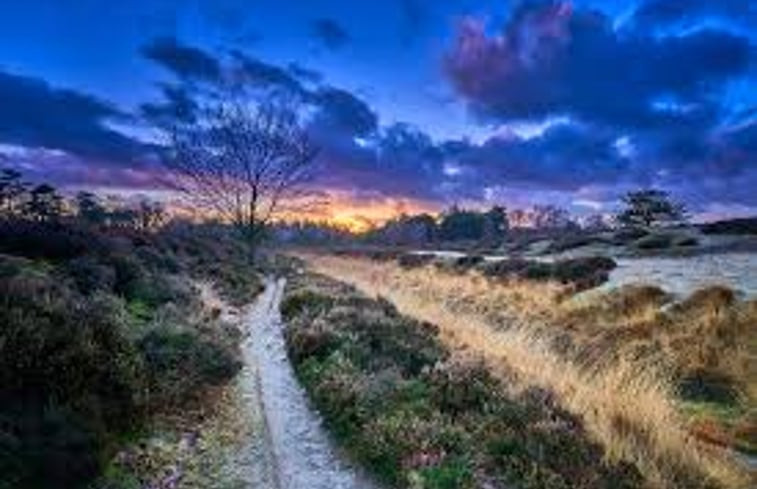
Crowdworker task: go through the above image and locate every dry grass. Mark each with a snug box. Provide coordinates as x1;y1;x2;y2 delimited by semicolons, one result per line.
299;253;751;488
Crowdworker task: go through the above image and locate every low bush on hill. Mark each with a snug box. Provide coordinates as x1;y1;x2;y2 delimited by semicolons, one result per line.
0;218;258;488
397;252;435;269
701;218;757;235
480;256;617;291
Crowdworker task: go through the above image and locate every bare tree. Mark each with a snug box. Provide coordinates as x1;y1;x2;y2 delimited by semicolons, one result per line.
162;94;318;244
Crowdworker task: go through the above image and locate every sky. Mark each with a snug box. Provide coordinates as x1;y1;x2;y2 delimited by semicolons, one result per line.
0;0;756;225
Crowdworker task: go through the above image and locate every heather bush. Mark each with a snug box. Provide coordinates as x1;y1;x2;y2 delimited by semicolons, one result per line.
0;269;146;488
633;232;676;250
480;256;616;291
0;405;100;489
397;252;434;269
138;326;241;405
281;272;643;488
0;218;260;487
281;288;335;320
453;254;484;269
0;219;108;261
64;256;116;294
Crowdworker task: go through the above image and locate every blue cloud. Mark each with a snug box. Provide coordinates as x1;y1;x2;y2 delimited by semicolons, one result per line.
0;70;147;162
141;37;221;80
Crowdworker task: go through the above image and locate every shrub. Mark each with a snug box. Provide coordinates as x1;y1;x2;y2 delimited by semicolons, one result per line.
285;317;342;364
611;227;649;244
678;370;740;405
0;271;146;487
135;245;181;274
398;253;434;269
0;219;108;261
546;234;606;253
0;405;101;489
0;274;146;430
480;256;616;290
65;256;116;294
701;217;757;235
480;258;532;278
281;273;643;488
138;327;241;404
633;232;675;250
107;253;148;299
281;289;335;320
551;256;617;290
453;254;484;270
676;286;737;314
674;235;699;247
0;217;261;487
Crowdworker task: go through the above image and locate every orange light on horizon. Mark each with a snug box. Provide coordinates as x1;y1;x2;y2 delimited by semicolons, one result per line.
72;185;441;233
278;190;441;233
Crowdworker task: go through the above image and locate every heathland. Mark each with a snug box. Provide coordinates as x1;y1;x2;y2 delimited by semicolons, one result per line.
280;249;756;488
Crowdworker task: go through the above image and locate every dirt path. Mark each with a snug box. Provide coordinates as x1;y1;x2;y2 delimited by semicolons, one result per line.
237;277;377;489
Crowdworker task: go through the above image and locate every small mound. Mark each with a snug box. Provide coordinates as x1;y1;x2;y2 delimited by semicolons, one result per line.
677;286;737;314
606;285;671;316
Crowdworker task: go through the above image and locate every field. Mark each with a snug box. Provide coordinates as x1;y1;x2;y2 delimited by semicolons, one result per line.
284;250;756;488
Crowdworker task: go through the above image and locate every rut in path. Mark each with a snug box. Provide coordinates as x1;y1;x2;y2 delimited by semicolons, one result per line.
234;277;376;489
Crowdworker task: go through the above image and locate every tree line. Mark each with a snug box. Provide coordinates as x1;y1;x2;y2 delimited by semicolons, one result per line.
0;168;165;230
275;190;688;246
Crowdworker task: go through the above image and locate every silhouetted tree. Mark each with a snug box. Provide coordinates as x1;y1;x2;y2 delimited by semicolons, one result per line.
136;199;165;230
616;189;686;228
532;205;572;230
439;206;486;241
374;213;438;245
24;184;63;221
109;208;140;228
76;191;108;225
508;208;529;228
162;94;318;246
0;168;28;217
483;205;509;243
582;213;609;232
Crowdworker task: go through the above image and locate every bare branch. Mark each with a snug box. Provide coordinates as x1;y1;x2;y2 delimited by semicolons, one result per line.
159;91;319;243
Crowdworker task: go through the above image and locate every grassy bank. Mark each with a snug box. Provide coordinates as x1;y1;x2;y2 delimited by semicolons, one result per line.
0;218;263;488
281;271;645;488
299;253;752;488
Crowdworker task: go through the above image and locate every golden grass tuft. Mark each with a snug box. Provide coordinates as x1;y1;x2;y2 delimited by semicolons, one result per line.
299;253;751;488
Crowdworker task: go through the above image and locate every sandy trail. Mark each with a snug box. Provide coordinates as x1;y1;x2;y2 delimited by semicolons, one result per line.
236;276;376;489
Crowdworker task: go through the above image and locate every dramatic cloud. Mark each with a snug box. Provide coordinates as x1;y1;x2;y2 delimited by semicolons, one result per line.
444;2;753;127
2;146;165;191
441;0;757;209
288;63;324;84
313;123;448;201
311;18;351;50
311;87;379;137
230;50;307;96
0;70;147;162
455;123;631;190
142;37;221;80
141;84;198;123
